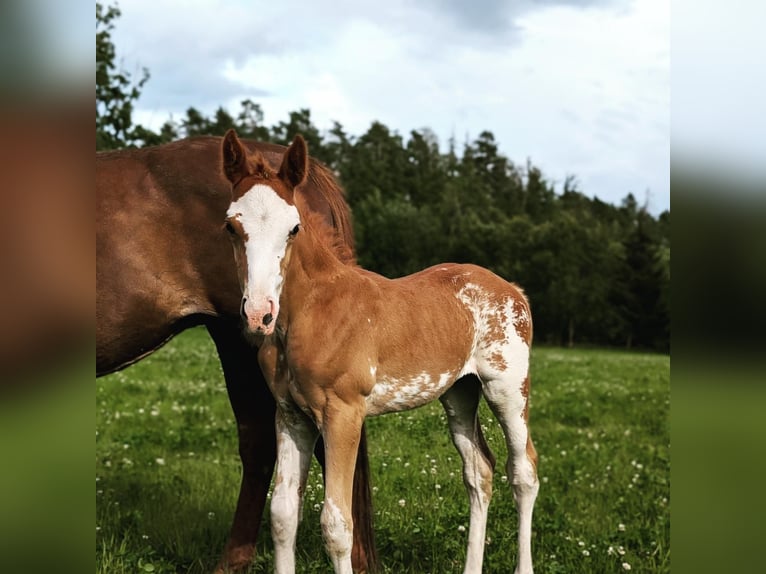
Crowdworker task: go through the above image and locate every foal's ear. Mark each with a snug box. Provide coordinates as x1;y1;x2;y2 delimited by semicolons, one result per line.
222;129;250;184
278;135;308;189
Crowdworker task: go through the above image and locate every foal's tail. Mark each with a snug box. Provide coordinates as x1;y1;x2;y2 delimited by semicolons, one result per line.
351;422;379;572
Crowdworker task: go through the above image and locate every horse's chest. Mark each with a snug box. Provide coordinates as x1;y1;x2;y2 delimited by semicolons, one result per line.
365;371;455;416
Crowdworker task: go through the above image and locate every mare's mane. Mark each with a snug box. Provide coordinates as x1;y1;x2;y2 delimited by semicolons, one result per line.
299;208;357;267
301;160;355;253
97;136;356;255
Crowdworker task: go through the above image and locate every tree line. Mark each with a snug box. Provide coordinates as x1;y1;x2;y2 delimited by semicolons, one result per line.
97;3;670;351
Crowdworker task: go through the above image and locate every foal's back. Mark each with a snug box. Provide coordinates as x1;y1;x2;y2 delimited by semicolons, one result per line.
368;261;531;362
301;262;531;415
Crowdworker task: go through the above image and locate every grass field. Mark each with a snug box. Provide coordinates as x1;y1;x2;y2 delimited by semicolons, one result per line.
96;327;669;573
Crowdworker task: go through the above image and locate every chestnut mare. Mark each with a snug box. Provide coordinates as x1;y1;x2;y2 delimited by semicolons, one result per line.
221;130;539;574
96;136;377;573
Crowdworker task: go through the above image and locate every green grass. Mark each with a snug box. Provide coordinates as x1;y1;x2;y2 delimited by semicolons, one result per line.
97;327;669;573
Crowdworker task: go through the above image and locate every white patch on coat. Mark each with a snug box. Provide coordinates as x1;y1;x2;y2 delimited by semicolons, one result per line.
457;283;528;369
365;371;455;416
456;282;529;412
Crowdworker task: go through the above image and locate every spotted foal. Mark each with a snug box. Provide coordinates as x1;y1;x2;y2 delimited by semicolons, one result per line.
221;129;539;574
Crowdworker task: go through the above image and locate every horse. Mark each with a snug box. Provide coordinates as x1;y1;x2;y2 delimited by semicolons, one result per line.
220;129;539;574
96;136;377;573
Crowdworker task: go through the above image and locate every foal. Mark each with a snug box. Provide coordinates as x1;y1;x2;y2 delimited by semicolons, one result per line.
221;129;539;574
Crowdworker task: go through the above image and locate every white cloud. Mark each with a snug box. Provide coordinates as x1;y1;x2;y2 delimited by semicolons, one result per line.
500;0;669;206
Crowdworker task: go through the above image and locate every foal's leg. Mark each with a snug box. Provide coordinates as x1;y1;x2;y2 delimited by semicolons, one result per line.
482;373;538;574
320;403;366;574
440;376;496;574
314;424;378;573
270;405;319;574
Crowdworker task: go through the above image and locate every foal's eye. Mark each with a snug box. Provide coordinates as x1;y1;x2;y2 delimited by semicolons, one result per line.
289;224;300;237
224;221;236;235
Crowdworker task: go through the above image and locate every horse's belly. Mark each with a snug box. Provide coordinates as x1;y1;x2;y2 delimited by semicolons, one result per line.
365;371;456;416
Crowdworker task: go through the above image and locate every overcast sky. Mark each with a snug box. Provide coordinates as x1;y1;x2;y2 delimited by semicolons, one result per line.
113;0;670;213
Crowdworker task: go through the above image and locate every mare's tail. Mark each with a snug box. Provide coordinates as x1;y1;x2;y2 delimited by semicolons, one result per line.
351;423;379;572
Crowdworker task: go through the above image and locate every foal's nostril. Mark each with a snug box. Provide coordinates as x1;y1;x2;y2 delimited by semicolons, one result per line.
262;313;273;326
240;297;247;318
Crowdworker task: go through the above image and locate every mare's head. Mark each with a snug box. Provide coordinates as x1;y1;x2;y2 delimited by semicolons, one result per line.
221;129;308;336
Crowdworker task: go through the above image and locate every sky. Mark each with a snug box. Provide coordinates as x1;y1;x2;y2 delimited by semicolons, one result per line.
111;0;671;214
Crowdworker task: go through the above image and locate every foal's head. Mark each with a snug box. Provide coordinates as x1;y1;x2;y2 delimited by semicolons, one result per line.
221;129;308;335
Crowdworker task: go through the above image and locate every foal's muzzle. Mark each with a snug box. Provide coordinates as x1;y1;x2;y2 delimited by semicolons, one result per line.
241;296;278;335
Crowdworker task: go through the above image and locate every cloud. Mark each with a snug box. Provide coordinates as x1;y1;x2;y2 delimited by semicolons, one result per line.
112;0;288;112
422;0;623;35
500;0;669;208
116;0;669;212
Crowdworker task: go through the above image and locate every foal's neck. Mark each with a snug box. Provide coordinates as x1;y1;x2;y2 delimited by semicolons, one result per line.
278;220;352;330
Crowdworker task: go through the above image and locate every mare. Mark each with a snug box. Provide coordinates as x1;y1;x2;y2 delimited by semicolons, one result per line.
96;136;377;573
221;130;539;574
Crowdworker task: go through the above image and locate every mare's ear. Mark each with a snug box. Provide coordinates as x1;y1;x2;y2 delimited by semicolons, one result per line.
278;135;308;189
222;129;250;184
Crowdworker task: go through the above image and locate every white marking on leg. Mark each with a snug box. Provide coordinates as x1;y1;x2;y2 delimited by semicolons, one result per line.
458;282;538;573
513;475;539;574
270;409;316;574
441;388;493;574
454;431;492;574
483;372;538;574
320;497;353;574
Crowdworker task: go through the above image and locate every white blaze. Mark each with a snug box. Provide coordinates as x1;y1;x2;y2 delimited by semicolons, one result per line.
227;184;300;318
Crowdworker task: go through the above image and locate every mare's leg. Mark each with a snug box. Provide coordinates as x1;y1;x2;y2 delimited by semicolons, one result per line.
440;376;496;574
320;403;366;574
481;372;539;574
270;405;320;574
207;322;277;573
